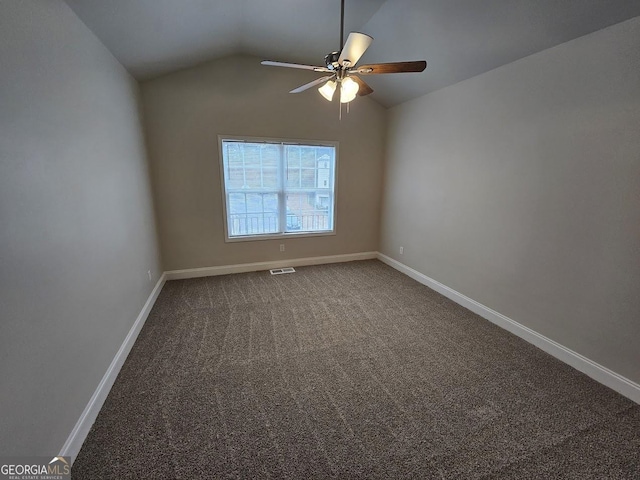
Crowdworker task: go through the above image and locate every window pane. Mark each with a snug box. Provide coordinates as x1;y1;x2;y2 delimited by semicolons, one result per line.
285;192;331;233
300;147;316;168
244;145;260;167
244;167;262;188
262;145;279;167
316;194;330;210
228;193;246;236
317;147;333;159
263;193;278;213
286;146;300;167
227;167;244;189
226;143;243;167
246;193;263;213
317;155;332;189
228;193;246;214
301;168;316;188
263;167;278;189
286;167;300;188
228;192;279;236
285;193;302;231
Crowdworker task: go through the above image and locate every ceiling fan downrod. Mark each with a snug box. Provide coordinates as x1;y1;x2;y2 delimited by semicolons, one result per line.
340;0;345;50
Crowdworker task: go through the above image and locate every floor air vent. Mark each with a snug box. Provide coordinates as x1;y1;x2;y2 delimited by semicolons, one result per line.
270;267;296;275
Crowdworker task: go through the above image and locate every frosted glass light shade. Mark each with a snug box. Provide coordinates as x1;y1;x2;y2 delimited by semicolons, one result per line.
340;76;359;103
318;80;337;101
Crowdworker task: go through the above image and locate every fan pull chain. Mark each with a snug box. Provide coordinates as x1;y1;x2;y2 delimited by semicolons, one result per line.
338;100;352;120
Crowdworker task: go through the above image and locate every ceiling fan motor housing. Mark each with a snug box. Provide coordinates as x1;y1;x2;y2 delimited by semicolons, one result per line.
325;51;341;70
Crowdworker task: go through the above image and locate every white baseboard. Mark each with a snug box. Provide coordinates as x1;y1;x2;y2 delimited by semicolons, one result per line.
377;253;640;405
59;273;167;464
164;251;378;280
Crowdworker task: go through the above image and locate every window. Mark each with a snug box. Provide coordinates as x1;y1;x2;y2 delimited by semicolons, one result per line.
219;136;337;241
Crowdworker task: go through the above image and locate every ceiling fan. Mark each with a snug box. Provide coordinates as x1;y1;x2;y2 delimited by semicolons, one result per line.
261;0;427;105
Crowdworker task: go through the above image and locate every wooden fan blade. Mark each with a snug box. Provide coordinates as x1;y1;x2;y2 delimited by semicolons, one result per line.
351;76;373;96
289;75;335;94
355;60;427;74
337;32;373;67
262;60;330;73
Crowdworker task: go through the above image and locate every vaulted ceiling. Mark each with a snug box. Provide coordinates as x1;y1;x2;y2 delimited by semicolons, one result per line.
64;0;640;107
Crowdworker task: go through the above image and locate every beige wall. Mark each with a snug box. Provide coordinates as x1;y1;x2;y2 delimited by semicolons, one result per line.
380;17;640;383
0;1;161;455
141;55;386;271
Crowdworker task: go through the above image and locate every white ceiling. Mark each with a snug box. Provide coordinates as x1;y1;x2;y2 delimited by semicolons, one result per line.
64;0;640;107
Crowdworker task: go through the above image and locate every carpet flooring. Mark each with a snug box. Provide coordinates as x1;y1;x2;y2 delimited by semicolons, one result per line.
72;260;640;479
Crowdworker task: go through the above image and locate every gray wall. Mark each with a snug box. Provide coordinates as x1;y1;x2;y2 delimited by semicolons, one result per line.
141;55;387;271
0;1;161;455
380;17;640;383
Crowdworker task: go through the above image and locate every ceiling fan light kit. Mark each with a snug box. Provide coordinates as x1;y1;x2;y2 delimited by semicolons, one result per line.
318;79;337;101
261;0;427;114
340;76;359;103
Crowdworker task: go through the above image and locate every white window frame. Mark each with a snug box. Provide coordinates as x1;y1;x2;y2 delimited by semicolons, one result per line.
218;135;338;242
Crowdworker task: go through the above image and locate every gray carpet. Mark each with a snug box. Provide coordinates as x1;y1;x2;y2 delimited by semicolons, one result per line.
72;260;640;479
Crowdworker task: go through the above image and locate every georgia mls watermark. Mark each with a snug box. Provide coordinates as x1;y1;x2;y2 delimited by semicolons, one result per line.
0;457;70;480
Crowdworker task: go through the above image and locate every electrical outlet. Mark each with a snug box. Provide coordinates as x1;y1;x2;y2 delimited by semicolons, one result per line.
399;246;404;255
147;270;152;281
280;244;285;252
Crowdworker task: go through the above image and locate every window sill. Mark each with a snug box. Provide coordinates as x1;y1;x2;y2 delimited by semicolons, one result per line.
224;230;336;243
